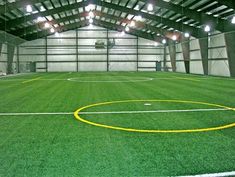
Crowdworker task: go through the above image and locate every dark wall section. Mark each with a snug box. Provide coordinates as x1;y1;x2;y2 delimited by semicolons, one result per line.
224;32;235;77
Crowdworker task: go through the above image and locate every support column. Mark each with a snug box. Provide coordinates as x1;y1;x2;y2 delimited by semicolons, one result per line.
137;36;139;71
224;32;235;77
76;29;79;72
163;46;167;71
106;29;109;72
17;46;20;73
7;44;15;74
181;38;190;74
168;42;176;72
45;36;48;72
199;37;208;75
0;42;2;55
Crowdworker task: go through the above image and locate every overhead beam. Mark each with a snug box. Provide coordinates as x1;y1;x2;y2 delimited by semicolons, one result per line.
215;0;235;9
23;19;158;43
0;0;200;38
0;1;89;31
14;11;169;42
94;0;200;38
139;0;235;33
0;0;45;16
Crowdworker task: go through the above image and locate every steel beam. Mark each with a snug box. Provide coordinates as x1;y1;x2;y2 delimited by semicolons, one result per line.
139;0;235;33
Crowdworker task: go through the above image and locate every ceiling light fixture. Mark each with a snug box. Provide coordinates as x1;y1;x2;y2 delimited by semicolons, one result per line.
162;39;166;44
184;32;190;38
44;22;50;28
172;35;177;41
26;5;32;13
130;21;135;27
204;25;211;32
125;26;130;32
89;18;93;24
147;4;153;11
50;28;55;33
231;16;235;24
136;15;142;21
89;11;94;18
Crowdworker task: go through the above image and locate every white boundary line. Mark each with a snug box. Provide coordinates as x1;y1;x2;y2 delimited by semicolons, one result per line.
67;77;153;83
179;171;235;177
0;108;230;116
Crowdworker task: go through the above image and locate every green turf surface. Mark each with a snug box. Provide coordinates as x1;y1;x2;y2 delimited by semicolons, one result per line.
0;72;235;176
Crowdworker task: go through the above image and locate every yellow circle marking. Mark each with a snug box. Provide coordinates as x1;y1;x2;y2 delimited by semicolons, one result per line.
74;100;235;133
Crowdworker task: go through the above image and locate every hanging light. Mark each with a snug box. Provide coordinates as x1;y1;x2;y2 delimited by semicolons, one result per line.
50;28;55;33
172;35;177;41
44;22;50;28
89;18;93;24
37;17;44;22
184;32;190;38
125;26;130;32
231;16;235;24
26;5;32;13
147;4;153;11
204;25;211;32
162;39;166;44
130;21;135;27
89;11;94;18
55;32;60;37
154;42;158;47
136;15;142;21
121;31;125;36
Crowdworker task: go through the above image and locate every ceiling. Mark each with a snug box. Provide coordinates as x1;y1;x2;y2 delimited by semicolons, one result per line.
0;0;235;42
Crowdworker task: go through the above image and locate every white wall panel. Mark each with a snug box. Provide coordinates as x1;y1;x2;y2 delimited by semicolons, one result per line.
190;61;203;74
208;60;230;77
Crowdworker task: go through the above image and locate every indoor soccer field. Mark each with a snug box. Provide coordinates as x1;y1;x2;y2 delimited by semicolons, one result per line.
1;0;235;176
0;72;235;176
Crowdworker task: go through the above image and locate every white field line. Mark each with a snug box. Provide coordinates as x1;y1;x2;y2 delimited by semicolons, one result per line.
0;108;230;116
179;171;235;177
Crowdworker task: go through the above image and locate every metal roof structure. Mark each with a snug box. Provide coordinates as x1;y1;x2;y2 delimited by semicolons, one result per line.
0;0;235;42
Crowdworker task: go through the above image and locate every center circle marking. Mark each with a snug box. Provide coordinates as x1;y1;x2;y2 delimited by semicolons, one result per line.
74;100;235;133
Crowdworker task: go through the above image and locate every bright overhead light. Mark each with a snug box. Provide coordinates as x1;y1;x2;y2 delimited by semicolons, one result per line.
55;32;60;37
89;18;93;24
125;26;130;32
147;4;153;11
136;15;142;21
44;22;50;28
37;16;44;22
231;16;235;24
50;28;55;33
26;5;32;13
89;11;94;18
204;25;211;32
157;33;160;36
121;31;125;36
162;39;166;44
154;42;158;47
86;4;95;11
130;21;135;27
184;32;190;38
172;35;177;41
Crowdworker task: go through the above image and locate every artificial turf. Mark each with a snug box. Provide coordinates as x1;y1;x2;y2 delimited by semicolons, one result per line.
0;72;234;176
